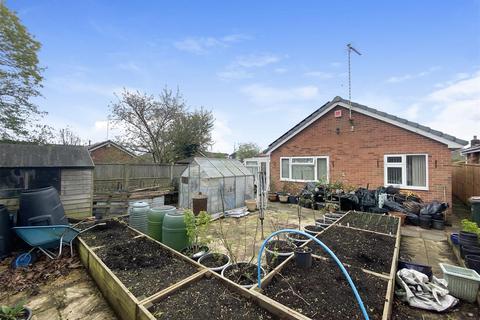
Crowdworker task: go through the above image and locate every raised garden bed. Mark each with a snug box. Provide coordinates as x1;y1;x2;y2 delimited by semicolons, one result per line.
95;237;198;297
262;258;388;319
149;275;278;319
308;225;396;274
81;220;138;247
337;212;399;235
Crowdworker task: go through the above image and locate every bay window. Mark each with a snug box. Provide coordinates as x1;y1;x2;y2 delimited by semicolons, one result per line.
384;154;428;190
280;156;329;182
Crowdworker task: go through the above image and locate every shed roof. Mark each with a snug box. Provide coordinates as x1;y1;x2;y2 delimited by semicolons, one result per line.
265;96;468;153
183;157;253;178
0;143;94;168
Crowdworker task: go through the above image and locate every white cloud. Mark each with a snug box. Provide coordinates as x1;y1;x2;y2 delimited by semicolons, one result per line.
174;33;250;54
407;71;480;142
211;115;233;153
234;54;281;68
274;68;288;74
304;71;334;79
241;84;319;105
217;53;284;81
117;61;142;73
387;66;440;83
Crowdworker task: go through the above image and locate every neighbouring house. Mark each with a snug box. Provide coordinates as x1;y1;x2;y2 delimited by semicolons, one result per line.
88;140;138;164
461;136;480;164
264;96;468;211
0;143;95;218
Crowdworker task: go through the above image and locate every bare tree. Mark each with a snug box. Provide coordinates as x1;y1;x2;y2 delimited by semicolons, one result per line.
57;126;82;145
111;88;213;163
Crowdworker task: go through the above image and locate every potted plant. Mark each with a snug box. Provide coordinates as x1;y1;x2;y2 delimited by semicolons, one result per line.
268;184;278;202
198;252;231;272
181;210;211;261
264;239;296;268
278;184;290;203
0;302;32;320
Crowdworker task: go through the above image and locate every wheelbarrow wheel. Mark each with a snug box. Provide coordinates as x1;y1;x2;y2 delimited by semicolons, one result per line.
11;251;37;269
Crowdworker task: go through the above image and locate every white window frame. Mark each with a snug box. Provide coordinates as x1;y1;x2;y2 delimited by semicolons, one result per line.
384;154;429;191
280;156;329;183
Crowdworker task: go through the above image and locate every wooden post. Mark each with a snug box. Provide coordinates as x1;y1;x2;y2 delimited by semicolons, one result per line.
124;164;130;191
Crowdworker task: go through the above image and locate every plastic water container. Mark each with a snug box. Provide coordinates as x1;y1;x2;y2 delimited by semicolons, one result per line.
151;196;165;208
129;201;150;234
147;205;176;242
162;209;188;251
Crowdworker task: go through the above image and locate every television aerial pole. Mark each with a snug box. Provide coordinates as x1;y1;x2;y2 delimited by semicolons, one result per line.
347;43;362;120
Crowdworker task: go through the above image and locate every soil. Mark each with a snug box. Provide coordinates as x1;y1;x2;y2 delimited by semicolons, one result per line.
263;258;387;319
337;212;399;235
308;225;396;274
151;276;277;319
80;220;137;247
199;253;229;268
222;263;259;286
266;240;296;253
287;232;309;240
96;237;197;298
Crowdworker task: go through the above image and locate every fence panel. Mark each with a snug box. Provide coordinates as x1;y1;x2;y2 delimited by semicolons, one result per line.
452;163;480;204
93;163;186;193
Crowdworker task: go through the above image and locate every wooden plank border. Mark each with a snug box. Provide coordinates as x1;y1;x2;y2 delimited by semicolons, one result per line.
382;215;402;320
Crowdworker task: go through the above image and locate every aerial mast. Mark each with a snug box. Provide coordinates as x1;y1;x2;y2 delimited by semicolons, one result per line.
347;43;362;120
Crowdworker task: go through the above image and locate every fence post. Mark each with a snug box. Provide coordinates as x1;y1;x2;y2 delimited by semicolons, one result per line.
124;164;130;191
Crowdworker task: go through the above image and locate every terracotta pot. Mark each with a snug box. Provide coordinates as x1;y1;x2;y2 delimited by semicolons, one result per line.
245;199;257;211
268;192;278;202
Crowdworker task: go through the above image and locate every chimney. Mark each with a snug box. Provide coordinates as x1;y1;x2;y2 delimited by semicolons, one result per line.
472;135;480;147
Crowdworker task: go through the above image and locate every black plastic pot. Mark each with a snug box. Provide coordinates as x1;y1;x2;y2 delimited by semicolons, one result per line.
461;245;480;259
294;246;312;269
465;255;480;274
398;260;433;280
460;231;478;241
419;215;432;229
288;195;298;204
432;219;445;230
459;235;479;248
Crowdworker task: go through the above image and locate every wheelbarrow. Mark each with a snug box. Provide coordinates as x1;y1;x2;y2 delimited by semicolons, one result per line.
13;223;104;261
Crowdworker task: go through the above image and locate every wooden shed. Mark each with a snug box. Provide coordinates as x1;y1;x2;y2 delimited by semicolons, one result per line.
0;143;95;219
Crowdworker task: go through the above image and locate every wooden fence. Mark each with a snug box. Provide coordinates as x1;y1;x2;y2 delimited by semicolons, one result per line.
93;163;187;193
452;163;480;204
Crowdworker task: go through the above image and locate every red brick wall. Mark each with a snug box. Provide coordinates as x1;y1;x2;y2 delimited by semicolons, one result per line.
90;145;136;164
270;106;453;210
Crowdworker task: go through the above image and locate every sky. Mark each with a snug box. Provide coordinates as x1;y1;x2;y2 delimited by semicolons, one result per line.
8;0;480;152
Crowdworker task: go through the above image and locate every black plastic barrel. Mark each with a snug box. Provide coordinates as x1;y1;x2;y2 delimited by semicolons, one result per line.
18;187;67;226
0;205;12;259
466;255;480;273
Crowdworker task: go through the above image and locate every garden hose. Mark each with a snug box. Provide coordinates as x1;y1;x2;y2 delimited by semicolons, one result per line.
257;229;370;320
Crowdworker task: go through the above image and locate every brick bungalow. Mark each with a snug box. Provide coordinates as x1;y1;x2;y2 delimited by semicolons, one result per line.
265;96;467;209
461;136;480;164
88;140;138;164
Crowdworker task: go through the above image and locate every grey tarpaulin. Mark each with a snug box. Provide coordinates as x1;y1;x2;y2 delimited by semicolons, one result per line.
395;268;458;312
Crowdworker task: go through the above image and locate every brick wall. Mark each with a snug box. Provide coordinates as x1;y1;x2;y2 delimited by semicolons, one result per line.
270;106;453;210
90;145;137;164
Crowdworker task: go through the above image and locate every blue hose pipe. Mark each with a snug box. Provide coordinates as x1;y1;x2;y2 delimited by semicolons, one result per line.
257;229;370;320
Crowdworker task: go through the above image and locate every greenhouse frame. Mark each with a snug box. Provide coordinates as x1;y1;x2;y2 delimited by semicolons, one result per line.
179;157;255;215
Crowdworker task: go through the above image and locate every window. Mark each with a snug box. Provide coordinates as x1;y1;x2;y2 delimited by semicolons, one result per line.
384;154;428;190
280;157;329;182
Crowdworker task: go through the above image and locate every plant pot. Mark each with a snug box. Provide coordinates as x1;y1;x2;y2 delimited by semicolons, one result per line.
461;245;480;259
303;225;323;236
278;194;289;203
181;245;210;261
221;262;265;288
450;233;459;246
459;236;479;248
245;199;257;212
294;246;312;269
315;219;332;227
465;255;480;274
398;260;433;280
265;239;296;268
419;215;432;229
198;252;230;272
268;192;278;202
288;195;298;204
389;212;406;226
0;306;32;320
432;219;445;230
286;232;310;247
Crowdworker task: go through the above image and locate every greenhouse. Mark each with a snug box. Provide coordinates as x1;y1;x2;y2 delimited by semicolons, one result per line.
178;157;254;215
